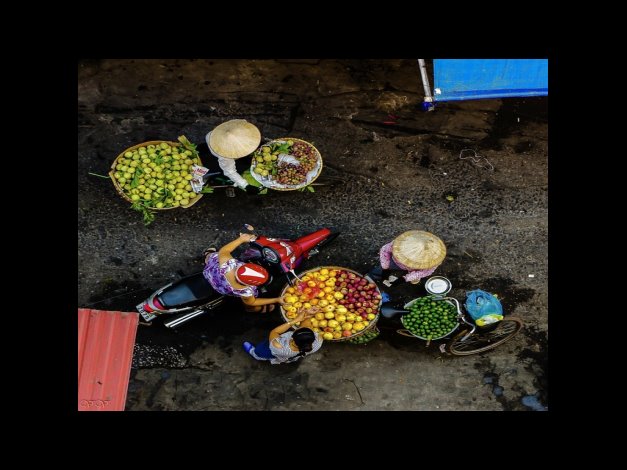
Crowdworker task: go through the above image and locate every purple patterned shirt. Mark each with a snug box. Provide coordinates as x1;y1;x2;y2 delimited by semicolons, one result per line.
203;253;258;298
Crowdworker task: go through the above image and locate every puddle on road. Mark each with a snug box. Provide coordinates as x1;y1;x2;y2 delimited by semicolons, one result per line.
522;394;547;411
483;372;504;397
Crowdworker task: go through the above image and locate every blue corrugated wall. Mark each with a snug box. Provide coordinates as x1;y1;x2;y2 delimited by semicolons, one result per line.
433;59;548;102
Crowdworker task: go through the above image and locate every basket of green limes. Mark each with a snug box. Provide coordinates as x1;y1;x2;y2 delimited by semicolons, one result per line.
400;296;460;342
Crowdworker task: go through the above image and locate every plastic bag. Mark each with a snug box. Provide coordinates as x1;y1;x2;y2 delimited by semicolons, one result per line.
465;289;504;326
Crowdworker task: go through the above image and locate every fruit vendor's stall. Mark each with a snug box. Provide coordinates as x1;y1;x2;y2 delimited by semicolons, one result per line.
399;296;460;346
280;267;382;342
250;137;322;190
109;136;206;225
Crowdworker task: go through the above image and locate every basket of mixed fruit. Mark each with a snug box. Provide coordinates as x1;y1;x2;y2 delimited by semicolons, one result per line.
250;137;322;190
279;266;382;342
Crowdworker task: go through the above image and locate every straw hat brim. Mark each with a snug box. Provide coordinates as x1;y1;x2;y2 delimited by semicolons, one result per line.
208;119;261;159
392;230;446;270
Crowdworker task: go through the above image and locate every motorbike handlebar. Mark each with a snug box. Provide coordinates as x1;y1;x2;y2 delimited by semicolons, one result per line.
240;224;258;242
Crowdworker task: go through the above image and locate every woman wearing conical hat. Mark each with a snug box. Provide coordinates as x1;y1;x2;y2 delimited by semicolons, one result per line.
195;119;263;194
379;230;446;284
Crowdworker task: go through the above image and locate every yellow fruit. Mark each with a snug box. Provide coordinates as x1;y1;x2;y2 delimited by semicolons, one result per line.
333;292;344;300
317;292;325;298
336;306;348;315
320;269;329;276
287;287;296;294
303;303;312;309
323;286;334;294
327;320;339;328
318;300;328;307
333;331;342;339
294;302;303;308
354;322;365;331
325;280;335;287
324;305;335;313
336;314;346;323
325;294;335;302
315;312;325;321
310;319;319;328
324;311;335;319
341;323;353;331
367;313;376;320
323;332;334;340
318;320;328;328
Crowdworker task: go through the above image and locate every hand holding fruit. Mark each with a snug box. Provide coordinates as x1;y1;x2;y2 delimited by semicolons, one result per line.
293;310;308;323
295;307;317;321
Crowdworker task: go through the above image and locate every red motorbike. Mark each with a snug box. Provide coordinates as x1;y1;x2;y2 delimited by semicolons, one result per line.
136;225;339;328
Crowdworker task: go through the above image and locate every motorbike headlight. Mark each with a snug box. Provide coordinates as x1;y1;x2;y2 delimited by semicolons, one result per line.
262;247;279;263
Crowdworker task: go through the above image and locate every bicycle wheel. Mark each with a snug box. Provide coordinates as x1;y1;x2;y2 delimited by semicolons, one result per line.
446;317;523;356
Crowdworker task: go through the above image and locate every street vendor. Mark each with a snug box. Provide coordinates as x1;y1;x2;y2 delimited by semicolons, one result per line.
203;232;285;313
243;307;324;364
379;230;447;284
195;119;263;194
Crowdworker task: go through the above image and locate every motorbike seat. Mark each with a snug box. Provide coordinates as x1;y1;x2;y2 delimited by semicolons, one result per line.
158;272;218;308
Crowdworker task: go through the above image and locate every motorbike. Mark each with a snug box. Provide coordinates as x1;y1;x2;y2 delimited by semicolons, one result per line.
136;225;339;329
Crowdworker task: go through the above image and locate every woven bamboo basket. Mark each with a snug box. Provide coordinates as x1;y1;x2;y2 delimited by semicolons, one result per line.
109;140;204;209
279;266;381;342
250;137;323;191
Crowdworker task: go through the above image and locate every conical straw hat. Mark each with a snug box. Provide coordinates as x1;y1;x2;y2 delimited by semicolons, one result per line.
392;230;446;270
208;119;261;159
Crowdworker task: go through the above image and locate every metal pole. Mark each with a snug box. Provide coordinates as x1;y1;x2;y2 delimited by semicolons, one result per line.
418;59;434;103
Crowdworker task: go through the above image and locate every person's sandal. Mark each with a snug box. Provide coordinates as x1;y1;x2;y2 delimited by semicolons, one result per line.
243;341;254;354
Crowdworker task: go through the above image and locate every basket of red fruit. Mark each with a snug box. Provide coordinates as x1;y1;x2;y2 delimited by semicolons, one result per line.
249;137;322;190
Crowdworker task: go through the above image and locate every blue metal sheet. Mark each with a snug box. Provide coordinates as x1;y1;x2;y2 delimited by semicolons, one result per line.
433;59;548;102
